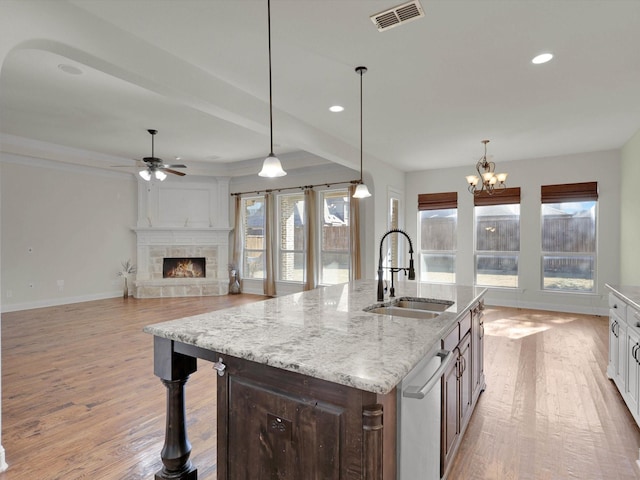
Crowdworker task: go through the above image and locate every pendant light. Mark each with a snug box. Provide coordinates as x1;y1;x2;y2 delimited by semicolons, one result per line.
258;0;287;178
352;66;371;198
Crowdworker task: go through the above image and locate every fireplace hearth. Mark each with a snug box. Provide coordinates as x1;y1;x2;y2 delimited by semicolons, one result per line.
163;257;206;278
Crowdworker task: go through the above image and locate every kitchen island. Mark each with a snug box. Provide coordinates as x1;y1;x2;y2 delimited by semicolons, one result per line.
144;280;486;480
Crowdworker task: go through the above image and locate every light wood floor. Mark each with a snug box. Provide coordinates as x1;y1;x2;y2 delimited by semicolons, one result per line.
1;297;639;479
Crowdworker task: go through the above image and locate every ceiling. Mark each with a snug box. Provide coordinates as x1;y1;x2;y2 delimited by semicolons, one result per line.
1;0;639;178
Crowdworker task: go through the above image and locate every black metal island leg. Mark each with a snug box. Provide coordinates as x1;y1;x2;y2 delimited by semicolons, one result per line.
153;337;198;480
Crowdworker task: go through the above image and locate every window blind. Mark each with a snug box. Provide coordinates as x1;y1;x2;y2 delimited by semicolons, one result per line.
418;192;458;211
473;187;521;206
541;182;598;204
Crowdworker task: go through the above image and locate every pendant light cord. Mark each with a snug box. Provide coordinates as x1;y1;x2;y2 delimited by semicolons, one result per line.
356;66;367;183
359;68;363;183
268;0;274;156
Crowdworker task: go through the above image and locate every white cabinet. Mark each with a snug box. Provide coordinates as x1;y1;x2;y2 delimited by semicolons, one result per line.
608;294;627;390
607;291;640;428
625;327;640;415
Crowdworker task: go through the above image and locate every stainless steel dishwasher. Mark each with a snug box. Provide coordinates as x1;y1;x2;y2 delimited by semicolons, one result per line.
397;345;455;480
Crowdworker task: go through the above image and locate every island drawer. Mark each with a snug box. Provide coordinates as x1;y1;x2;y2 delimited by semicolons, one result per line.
443;327;459;352
442;312;472;351
460;312;471;337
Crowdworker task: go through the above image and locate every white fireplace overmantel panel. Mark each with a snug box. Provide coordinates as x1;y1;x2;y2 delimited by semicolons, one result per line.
137;177;230;229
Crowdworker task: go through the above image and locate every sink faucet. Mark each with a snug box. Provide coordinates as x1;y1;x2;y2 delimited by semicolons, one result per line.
377;228;416;301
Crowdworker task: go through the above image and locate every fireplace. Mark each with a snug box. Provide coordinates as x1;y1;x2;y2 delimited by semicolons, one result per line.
163;257;206;278
133;227;231;298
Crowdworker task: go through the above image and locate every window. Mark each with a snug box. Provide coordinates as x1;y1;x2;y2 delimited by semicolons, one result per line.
389;196;400;269
418;192;457;283
474;188;521;288
541;182;597;292
278;193;305;282
320;189;350;285
241;196;265;279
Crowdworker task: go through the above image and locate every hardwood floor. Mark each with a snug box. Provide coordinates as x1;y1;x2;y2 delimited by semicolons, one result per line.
0;295;266;480
1;298;638;479
448;306;640;480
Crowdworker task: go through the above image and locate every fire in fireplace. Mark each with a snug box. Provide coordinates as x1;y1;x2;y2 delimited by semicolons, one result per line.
163;257;206;278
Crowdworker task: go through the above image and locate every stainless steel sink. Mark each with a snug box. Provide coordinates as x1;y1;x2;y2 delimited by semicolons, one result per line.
366;306;440;320
393;299;451;312
363;297;454;319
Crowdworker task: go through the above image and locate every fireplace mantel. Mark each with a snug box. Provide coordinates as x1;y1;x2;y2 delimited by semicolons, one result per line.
133;226;232;298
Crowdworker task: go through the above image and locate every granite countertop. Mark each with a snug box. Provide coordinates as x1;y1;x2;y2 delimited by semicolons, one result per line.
143;280;486;395
606;284;640;311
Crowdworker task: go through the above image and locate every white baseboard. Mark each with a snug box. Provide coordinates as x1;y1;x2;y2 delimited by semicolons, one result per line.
0;445;7;472
485;297;609;317
1;290;123;313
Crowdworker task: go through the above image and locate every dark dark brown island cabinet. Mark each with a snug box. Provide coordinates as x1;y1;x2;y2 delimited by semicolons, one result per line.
440;301;485;479
151;300;485;480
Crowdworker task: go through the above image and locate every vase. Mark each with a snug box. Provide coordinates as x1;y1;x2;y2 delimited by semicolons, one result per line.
123;277;129;299
229;271;241;294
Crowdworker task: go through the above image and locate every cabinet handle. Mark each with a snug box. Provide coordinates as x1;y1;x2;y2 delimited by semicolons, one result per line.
403;349;455;399
212;357;227;377
632;345;638;362
480;323;484;339
615;321;620;337
635;344;640;364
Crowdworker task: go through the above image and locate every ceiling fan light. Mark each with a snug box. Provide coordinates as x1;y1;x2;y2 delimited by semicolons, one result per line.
496;172;508;183
155;170;167;181
466;175;479;186
139;169;151;181
353;183;372;198
258;153;287;177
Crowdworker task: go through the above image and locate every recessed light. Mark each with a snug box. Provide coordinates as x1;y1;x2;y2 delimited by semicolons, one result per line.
329;105;344;113
57;63;83;75
532;53;553;65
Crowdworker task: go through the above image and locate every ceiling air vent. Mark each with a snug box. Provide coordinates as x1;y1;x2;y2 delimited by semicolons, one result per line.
370;0;425;32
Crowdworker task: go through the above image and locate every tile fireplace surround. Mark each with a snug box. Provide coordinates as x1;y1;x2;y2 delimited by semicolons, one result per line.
133;227;231;298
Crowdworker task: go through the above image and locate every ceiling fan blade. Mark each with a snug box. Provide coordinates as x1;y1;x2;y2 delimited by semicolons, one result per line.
161;164;187;169
161;168;186;176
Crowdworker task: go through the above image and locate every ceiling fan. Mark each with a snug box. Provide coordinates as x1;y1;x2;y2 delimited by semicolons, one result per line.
114;129;186;181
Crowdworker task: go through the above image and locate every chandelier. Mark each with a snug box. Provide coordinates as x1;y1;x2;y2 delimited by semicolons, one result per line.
466;139;507;195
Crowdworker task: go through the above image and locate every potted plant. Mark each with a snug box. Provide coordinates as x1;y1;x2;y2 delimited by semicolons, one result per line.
117;260;137;299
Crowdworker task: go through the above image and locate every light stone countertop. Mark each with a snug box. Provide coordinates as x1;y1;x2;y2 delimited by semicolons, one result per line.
143;280;486;394
606;284;640;311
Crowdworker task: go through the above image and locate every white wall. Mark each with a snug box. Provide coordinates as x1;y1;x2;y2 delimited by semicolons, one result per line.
405;150;621;315
0;161;6;471
621;128;640;285
0;155;137;312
